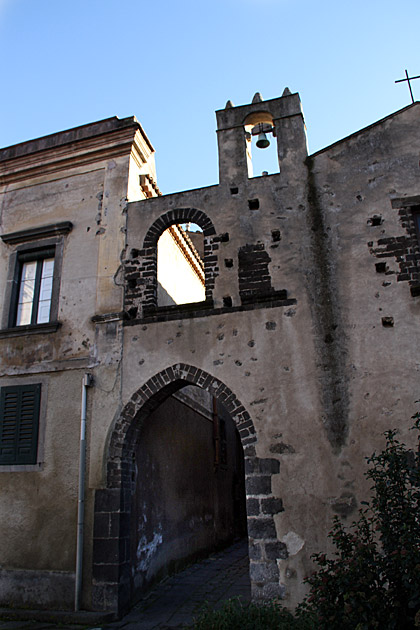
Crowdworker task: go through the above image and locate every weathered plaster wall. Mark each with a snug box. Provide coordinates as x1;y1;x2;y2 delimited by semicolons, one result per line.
0;370;82;608
302;103;420;533
119;300;324;604
0;118;157;609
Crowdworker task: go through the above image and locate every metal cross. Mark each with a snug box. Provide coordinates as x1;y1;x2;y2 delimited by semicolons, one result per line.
395;69;420;104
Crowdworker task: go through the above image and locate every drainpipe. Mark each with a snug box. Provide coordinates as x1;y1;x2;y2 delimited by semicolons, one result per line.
75;373;94;611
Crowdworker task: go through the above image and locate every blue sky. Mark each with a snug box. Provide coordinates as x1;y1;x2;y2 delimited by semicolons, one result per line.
0;0;419;194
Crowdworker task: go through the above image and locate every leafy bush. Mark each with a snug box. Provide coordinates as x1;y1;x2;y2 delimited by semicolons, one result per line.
192;597;314;629
298;417;420;629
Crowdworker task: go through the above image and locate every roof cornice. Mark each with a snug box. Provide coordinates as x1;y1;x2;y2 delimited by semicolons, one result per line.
0;116;155;186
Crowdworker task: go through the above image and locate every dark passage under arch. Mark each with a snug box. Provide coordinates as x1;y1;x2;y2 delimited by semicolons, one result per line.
92;365;283;615
129;385;247;604
92;365;256;615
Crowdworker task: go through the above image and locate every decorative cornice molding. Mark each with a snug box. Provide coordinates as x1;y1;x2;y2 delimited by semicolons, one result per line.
0;116;143;161
0;137;133;186
139;173;161;198
1;221;73;244
0;125;154;186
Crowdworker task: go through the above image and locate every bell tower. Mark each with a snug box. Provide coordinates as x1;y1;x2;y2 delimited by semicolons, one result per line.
215;88;308;186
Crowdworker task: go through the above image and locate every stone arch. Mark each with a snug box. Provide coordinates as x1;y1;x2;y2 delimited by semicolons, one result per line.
92;365;284;614
243;110;274;128
143;208;216;248
108;363;255;487
124;209;219;320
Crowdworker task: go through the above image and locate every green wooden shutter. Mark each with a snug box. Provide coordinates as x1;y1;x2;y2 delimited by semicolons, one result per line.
0;384;41;464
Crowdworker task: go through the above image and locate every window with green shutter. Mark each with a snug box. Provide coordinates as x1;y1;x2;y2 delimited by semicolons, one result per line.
0;384;41;465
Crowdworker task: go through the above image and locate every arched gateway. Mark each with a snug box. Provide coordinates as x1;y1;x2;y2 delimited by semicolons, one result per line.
92;364;285;615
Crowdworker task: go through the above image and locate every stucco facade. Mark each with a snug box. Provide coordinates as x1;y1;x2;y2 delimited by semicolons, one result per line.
0;90;419;615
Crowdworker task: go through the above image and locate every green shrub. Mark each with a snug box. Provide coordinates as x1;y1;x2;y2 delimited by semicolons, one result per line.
192;597;314;629
298;417;420;629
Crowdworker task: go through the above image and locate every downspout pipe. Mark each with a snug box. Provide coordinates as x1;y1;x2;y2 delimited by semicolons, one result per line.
75;373;94;611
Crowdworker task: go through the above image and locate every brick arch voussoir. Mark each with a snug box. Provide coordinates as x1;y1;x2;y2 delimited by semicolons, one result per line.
143;208;216;248
107;364;256;486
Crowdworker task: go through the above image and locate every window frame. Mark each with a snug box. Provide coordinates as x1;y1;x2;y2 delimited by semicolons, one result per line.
5;239;62;332
12;247;56;327
0;223;71;336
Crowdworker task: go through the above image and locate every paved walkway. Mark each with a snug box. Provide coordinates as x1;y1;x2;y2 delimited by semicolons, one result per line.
105;539;250;630
0;539;250;630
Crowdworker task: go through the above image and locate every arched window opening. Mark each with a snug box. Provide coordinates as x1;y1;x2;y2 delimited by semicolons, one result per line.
157;223;205;306
244;111;279;179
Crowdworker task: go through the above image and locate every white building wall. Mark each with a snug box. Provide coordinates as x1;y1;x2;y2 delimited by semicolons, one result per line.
157;226;205;306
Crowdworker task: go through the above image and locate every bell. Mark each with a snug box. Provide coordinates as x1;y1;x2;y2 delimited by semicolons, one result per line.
256;131;270;149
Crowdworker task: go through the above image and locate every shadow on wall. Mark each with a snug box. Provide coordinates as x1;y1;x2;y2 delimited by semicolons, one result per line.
157;282;176;306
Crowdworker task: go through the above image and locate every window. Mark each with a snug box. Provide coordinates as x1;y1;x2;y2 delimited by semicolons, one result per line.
1;221;72;333
14;249;55;326
0;384;41;465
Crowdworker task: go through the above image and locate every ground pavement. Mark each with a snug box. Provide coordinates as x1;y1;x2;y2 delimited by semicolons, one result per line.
0;539;251;630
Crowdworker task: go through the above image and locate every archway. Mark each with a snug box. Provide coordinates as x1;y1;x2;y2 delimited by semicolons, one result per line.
124;209;219;321
129;385;247;602
92;365;283;615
